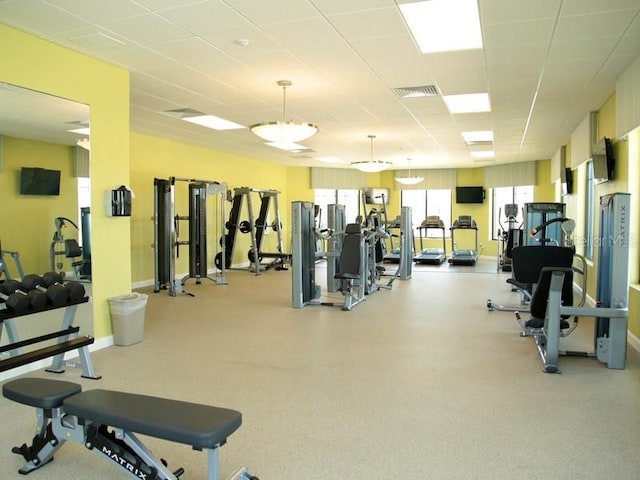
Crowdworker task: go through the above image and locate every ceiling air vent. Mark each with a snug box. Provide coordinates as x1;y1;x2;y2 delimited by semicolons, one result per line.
392;85;439;98
289;153;314;160
465;140;493;147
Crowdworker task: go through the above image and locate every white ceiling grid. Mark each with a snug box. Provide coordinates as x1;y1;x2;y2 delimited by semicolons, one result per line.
0;0;639;169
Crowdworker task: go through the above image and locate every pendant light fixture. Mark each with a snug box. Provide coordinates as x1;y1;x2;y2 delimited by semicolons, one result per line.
351;135;392;173
250;80;318;143
395;158;424;185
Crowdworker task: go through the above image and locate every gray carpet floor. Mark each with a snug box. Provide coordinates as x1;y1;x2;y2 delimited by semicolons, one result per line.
1;259;640;479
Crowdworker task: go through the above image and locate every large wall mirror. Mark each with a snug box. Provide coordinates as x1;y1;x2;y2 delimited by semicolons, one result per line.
0;82;93;339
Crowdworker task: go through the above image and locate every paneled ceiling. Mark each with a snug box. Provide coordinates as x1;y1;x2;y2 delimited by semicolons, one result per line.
1;0;639;170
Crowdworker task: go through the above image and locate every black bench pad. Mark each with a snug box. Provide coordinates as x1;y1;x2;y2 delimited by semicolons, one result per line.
63;390;242;449
3;378;82;409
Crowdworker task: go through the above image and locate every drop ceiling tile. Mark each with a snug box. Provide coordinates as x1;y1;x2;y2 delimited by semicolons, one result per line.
423;49;485;71
349;35;426;77
311;0;395;16
135;0;210;11
105;45;175;70
157;1;251;35
548;35;619;61
483;18;556;48
480;0;561;25
223;0;320;25
102;12;192;46
488;48;546;68
152;37;226;66
612;32;640;56
431;69;488;96
554;10;638;43
261;17;347;52
0;0;88;34
560;0;640;16
595;53;640;84
46;0;148;23
326;6;408;41
201;27;282;56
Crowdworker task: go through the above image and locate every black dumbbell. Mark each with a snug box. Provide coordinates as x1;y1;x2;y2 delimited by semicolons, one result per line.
1;279;48;311
41;272;86;303
0;283;31;314
21;274;69;307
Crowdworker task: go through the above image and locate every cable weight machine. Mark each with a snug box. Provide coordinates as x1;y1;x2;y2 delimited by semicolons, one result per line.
516;193;631;373
292;202;346;308
153;177;228;296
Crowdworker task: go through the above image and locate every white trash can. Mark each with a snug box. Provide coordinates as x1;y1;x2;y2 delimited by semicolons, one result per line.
108;293;148;346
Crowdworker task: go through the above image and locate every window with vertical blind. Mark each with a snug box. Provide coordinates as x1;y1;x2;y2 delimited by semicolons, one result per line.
394;169;456;190
311;167;365;189
313;189;360;229
484;161;537;188
401;189;452;237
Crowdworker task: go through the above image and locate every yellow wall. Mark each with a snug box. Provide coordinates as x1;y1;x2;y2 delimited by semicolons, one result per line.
627;125;640;337
3;23;639;343
1;24;131;339
0;137;78;274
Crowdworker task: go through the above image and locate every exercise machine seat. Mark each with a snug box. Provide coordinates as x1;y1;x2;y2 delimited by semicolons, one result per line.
335;223;362;280
525;266;574;329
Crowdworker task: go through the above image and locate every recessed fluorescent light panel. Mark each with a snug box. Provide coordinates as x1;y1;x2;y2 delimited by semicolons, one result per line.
462;130;494;144
443;93;491;113
400;0;483;53
316;156;342;164
266;141;308;152
470;150;495;159
182;114;245;131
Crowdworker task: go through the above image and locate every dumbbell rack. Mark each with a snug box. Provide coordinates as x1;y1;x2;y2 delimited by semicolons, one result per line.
0;297;100;379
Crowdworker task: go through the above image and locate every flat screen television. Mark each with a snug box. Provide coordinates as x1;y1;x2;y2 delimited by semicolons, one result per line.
19;167;61;196
561;167;573;195
455;186;484;204
364;188;389;205
592;137;614;183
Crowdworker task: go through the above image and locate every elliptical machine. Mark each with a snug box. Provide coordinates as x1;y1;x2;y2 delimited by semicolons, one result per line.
496;204;523;272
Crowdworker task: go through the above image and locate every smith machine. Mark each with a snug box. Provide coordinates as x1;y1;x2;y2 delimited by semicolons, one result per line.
153;177;228;296
218;187;289;275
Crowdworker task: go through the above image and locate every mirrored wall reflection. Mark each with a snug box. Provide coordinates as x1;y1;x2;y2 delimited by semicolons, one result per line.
0;82;91;280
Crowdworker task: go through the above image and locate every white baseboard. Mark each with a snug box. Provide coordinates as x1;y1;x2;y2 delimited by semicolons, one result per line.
132;263;252;291
0;335;113;383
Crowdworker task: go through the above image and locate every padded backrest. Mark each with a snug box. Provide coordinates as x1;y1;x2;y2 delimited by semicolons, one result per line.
64;239;82;258
337;223;363;276
511;245;574;284
529;267;574;320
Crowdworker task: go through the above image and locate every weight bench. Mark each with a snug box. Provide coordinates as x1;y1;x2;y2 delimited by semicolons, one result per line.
2;378;258;480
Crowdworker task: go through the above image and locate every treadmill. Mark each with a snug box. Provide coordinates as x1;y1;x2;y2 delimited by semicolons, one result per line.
414;216;446;264
448;215;478;265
